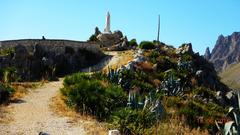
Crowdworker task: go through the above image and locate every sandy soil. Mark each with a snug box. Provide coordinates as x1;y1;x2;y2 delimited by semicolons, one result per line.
0;80;86;135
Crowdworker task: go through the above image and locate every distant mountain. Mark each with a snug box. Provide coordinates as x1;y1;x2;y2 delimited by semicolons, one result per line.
219;63;240;90
204;32;240;72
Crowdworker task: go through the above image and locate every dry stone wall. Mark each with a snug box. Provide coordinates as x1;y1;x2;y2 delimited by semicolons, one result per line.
0;39;105;80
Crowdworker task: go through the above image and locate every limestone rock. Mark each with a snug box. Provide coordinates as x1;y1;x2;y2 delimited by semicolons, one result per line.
97;30;123;47
176;43;193;54
108;130;120;135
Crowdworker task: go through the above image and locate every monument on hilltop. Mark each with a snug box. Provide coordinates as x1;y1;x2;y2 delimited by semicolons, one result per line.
92;11;130;50
104;12;111;34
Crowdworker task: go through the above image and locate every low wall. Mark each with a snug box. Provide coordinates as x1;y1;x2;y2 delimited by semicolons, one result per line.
0;39;105;80
0;39;102;55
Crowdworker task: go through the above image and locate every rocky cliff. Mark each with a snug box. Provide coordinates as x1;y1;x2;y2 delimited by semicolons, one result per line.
204;32;240;72
0;39;105;80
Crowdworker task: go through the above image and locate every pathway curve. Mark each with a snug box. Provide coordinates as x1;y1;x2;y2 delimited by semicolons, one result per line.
0;80;86;135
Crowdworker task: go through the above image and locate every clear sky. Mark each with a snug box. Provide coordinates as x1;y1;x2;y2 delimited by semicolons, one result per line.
1;0;240;54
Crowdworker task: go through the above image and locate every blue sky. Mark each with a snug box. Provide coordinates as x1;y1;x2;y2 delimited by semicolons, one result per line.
0;0;240;54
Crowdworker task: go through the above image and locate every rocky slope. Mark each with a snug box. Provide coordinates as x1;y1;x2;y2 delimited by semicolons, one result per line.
204;32;240;72
219;63;240;90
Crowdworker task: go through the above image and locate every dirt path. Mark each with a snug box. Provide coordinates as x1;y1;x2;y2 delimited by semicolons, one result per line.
0;50;135;135
0;80;86;135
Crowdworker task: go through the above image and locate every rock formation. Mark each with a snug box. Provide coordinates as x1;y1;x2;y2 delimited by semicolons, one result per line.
88;12;130;50
206;32;240;72
97;30;123;47
204;47;211;60
176;43;193;54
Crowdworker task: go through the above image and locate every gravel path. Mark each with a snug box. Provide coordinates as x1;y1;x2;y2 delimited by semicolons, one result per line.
0;80;86;135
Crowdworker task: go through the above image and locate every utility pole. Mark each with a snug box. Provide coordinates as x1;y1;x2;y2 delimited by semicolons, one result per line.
157;15;160;45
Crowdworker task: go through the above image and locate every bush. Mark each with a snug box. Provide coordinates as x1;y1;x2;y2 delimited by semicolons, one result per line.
139;41;155;49
88;34;98;42
1;67;20;83
0;48;14;56
61;72;127;120
129;39;138;47
110;108;157;135
0;83;15;103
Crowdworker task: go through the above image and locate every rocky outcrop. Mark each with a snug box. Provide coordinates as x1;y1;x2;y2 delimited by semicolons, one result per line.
0;39;105;80
97;30;124;47
176;43;193;54
206;32;240;72
204;47;211;60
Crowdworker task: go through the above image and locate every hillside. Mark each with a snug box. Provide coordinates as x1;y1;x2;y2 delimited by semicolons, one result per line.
219;63;240;90
60;42;236;134
205;32;240;72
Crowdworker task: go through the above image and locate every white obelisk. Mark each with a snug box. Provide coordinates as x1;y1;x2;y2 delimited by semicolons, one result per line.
104;12;111;33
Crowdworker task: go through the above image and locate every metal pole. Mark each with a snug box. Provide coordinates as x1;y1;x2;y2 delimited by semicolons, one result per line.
157;15;160;45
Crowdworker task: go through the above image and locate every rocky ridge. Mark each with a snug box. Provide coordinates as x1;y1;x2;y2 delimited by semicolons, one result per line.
204;32;240;72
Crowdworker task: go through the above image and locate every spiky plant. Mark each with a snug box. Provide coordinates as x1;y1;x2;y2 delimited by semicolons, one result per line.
216;91;240;135
161;69;186;96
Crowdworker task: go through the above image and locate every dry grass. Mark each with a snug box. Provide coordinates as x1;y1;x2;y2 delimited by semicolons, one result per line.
136;61;153;71
157;117;209;135
103;50;135;72
10;81;43;100
219;63;240;90
50;92;107;135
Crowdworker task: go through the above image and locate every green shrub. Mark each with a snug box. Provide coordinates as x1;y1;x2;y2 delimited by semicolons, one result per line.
88;34;98;42
139;41;155;49
178;100;225;130
0;83;15;103
61;72;127;120
0;48;14;56
110;108;157;135
2;67;20;83
129;39;138;47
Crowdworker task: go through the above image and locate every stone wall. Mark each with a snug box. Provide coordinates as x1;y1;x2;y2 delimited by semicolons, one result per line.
0;39;105;81
0;39;102;55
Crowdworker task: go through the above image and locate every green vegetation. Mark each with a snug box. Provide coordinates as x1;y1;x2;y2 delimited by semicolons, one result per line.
60;43;230;134
0;67;20;83
88;34;98;42
0;66;18;103
0;82;15;103
129;39;138;47
110;108;158;134
0;47;14;56
139;41;155;49
61;72;127;120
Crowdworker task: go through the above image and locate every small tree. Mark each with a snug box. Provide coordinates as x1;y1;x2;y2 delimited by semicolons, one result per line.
139;41;155;49
129;39;138;47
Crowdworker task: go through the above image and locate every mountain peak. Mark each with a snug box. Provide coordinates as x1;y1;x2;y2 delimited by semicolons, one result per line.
204;47;211;60
208;32;240;72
